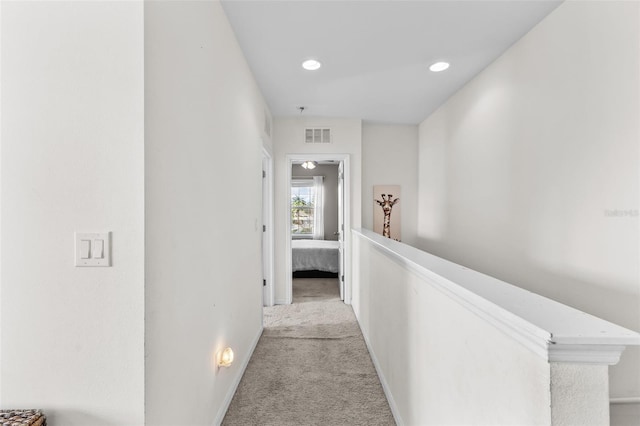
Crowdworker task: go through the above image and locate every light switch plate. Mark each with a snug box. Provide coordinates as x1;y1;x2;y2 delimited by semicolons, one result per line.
75;232;111;267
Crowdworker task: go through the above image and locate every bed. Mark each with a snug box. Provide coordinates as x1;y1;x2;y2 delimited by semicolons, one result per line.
292;239;340;274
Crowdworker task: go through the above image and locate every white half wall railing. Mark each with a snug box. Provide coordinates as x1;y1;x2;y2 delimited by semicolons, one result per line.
352;228;640;426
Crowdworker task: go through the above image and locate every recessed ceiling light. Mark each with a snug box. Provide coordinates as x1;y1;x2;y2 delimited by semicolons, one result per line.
429;61;450;72
302;59;322;71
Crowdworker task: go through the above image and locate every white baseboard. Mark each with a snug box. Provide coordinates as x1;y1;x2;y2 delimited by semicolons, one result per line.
274;298;289;305
213;325;263;425
355;318;404;426
610;397;640;405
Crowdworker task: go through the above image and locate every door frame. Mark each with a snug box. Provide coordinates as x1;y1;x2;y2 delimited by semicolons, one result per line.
262;147;275;307
285;153;351;305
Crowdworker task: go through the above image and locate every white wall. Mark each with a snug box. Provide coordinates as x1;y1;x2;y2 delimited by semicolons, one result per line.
1;0;4;403
417;0;639;400
273;117;362;303
362;123;418;246
1;2;145;424
144;1;270;424
353;232;552;425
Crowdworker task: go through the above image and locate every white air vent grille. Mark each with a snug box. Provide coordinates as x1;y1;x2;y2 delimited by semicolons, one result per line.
305;128;331;144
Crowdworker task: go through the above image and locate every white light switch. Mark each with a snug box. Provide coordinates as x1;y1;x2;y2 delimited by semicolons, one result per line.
75;232;111;267
93;240;104;259
80;240;91;259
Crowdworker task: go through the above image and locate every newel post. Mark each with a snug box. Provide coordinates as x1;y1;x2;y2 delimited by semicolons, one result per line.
548;344;627;425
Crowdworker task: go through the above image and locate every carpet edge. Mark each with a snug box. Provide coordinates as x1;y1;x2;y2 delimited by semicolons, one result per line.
356;318;404;426
214;325;264;426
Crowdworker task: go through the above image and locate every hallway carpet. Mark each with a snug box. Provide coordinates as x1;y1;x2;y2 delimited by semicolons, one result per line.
222;278;396;426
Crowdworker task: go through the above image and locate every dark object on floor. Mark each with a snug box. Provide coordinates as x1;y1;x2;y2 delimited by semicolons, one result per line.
1;410;46;426
293;270;338;278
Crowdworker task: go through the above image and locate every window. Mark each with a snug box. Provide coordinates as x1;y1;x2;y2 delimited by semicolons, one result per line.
291;179;315;237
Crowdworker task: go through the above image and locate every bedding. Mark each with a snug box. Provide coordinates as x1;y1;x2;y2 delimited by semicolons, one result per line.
292;239;339;273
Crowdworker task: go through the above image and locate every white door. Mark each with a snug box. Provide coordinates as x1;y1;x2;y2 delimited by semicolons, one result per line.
262;158;268;305
337;161;345;300
261;152;274;307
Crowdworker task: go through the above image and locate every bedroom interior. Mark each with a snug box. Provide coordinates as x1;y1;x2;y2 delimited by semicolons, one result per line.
290;161;342;301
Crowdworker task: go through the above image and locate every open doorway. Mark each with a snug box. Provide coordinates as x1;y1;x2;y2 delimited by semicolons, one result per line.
285;154;351;305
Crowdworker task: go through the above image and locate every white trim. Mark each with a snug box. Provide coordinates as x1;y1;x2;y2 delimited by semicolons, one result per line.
356;315;404;426
285;154;351;305
548;344;627;365
214;326;263;426
610;397;640;405
352;228;640;365
262;147;275;307
341;157;351;305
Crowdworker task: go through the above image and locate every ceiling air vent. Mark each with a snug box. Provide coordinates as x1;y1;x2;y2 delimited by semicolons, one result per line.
305;128;331;144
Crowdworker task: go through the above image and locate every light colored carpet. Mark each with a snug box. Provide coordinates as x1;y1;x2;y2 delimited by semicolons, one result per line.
222;278;396;426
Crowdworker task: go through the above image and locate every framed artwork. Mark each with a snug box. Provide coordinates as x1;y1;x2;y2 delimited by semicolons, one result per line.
373;185;401;241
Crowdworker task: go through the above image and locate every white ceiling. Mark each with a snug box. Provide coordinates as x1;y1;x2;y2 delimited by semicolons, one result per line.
221;0;562;125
